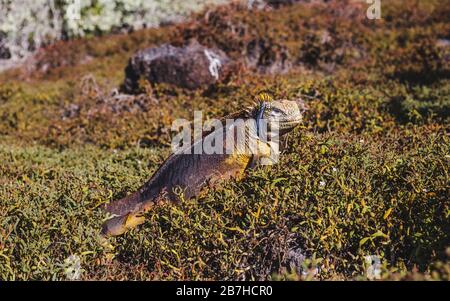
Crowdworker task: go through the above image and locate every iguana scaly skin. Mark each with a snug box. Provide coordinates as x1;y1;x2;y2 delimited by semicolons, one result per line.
102;93;305;236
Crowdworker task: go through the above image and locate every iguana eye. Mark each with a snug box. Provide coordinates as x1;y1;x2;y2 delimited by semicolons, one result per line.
271;108;283;114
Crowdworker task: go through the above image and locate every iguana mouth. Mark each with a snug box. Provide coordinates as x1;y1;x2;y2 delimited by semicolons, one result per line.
278;118;303;133
284;117;303;126
279;117;302;126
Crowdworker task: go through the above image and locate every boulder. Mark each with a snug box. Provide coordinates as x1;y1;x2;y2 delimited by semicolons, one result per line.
122;41;233;93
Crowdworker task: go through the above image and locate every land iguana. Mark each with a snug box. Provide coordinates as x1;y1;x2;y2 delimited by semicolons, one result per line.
102;93;306;236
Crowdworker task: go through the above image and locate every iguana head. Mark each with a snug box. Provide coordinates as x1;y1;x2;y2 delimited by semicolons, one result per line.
252;93;306;135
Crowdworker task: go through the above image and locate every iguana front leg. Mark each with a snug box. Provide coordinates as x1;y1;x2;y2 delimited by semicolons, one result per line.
248;138;274;169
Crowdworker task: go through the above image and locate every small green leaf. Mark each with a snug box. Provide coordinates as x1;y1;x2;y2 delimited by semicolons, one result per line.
359;237;370;247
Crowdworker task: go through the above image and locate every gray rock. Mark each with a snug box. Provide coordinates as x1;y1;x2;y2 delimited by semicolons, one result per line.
122;41;233;93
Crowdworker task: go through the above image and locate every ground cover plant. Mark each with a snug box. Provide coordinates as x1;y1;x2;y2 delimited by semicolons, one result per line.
0;0;449;280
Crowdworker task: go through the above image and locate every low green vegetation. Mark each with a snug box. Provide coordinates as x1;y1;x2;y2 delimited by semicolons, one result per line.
0;0;449;280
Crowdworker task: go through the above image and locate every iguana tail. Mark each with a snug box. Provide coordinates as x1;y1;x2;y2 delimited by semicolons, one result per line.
102;189;155;236
102;184;161;236
104;190;143;216
101;212;146;236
